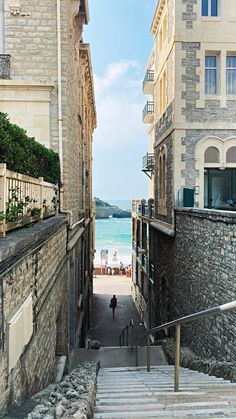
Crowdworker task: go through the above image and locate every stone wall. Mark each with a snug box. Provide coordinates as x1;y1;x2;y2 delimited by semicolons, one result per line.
151;208;236;362
0;218;73;414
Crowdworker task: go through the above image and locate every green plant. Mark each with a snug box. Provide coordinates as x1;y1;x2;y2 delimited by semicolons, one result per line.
0;212;5;222
30;207;41;218
0;112;60;183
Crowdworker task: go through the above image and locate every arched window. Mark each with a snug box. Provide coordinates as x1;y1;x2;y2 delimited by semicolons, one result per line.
158;147;167;215
226;147;236;163
204;146;220;163
159;154;163;198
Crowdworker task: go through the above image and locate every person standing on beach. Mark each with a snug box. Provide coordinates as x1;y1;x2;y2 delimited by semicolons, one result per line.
110;295;117;318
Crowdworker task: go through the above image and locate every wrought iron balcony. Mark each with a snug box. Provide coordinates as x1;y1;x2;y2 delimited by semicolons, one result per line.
0;55;11;79
142;153;154;177
143;101;154;124
143;70;154;95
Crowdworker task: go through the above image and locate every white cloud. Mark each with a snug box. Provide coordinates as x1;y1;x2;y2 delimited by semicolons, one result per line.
93;60;147;151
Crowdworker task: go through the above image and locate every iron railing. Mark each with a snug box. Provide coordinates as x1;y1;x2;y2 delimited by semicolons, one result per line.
143;101;154;121
143;153;154;172
135;300;236;392
0;54;11;79
119;318;134;348
142;70;154;92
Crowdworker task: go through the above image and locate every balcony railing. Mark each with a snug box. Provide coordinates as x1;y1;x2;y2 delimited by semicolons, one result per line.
0;55;11;79
142;70;154;95
142;153;154;178
143;101;154;124
132;199;155;219
0;164;58;237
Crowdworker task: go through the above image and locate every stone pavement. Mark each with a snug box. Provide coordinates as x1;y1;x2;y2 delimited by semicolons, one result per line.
71;275;167;369
88;275;146;347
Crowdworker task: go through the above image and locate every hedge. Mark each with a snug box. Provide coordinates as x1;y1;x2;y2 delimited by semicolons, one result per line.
0;112;60;184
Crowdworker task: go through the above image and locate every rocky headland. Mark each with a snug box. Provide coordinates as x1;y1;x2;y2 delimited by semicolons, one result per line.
94;198;131;219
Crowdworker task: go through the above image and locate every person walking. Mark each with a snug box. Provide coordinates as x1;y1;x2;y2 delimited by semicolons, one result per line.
110;294;117;318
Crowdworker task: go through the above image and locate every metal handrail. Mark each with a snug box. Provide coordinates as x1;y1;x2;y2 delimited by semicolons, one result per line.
119;318;134;348
135;300;236;392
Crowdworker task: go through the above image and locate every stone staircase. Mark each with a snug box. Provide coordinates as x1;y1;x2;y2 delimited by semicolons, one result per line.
94;365;236;418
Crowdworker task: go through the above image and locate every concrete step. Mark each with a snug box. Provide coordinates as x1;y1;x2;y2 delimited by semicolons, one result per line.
94;365;236;419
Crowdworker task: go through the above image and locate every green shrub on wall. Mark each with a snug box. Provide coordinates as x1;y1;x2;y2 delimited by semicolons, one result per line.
0;112;60;184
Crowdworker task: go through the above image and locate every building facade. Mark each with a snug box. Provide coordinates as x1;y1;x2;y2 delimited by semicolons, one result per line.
0;0;96;414
132;0;236;363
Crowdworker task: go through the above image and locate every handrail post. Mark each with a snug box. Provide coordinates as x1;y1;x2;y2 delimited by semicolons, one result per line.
39;177;44;220
135;337;138;367
122;331;124;346
119;335;121;347
146;333;150;372
174;324;181;392
0;163;7;237
126;326;129;346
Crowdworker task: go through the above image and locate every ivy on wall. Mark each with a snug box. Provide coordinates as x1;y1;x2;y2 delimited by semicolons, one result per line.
0;113;60;184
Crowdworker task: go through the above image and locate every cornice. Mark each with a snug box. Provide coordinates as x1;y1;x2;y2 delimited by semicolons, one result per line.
150;0;166;35
79;43;97;129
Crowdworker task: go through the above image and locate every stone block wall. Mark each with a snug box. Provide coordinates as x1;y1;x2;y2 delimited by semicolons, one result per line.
151;208;236;362
4;0;59;150
0;218;70;414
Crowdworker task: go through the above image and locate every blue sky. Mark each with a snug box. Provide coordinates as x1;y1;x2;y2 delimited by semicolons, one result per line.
84;0;157;201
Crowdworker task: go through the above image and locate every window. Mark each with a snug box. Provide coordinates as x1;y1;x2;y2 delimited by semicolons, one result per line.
204;146;220;163
157;147;167;214
202;0;218;16
160;70;167;114
158;14;167;52
205;56;217;94
226;147;236;163
226;56;236;95
204;169;236;210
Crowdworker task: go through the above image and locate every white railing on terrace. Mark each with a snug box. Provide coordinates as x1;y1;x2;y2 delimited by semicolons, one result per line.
0;163;58;237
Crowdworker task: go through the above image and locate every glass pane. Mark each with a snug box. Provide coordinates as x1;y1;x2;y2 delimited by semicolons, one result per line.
227;56;236;68
211;0;218;16
205;69;217;94
227;70;236;94
202;0;208;16
226;147;236;163
204;147;219;163
211;170;231;209
205;56;216;67
204;171;208;207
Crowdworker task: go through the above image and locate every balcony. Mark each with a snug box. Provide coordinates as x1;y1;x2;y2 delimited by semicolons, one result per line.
142;70;154;95
0;55;11;79
142;153;154;178
143;101;154;124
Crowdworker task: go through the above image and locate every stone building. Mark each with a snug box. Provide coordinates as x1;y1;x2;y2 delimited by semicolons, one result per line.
132;0;236;364
0;0;96;414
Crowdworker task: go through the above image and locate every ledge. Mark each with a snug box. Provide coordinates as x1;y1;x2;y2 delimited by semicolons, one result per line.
175;207;236;222
0;216;68;275
150;220;175;237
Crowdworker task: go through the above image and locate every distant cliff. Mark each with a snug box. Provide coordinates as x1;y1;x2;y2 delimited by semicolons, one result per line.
94;198;131;219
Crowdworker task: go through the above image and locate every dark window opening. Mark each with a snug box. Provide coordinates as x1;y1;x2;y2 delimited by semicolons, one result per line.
204;168;236;210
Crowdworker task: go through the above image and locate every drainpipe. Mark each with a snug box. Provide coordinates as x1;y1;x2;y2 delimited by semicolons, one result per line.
56;0;73;229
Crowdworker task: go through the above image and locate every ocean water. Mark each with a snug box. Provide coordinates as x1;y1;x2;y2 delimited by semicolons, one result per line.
94;201;132;266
